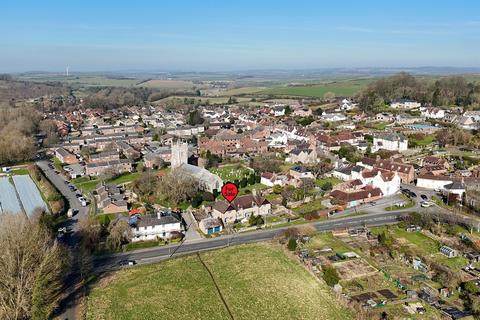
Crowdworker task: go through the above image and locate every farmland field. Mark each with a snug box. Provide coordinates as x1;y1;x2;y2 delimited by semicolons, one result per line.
137;79;194;89
261;79;373;97
0;177;23;214
86;243;352;320
12;175;48;215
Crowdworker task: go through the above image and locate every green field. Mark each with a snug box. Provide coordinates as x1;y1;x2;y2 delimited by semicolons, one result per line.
137;79;194;89
260;79;373;97
86;243;352;320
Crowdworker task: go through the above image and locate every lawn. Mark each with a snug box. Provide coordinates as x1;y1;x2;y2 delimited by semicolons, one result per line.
260;79;373;98
209;164;254;181
292;198;326;215
72;172;142;192
409;134;436;147
305;232;354;253
315;177;342;189
86;243;352;320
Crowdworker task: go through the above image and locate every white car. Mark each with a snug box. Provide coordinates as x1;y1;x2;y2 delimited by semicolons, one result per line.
421;201;433;208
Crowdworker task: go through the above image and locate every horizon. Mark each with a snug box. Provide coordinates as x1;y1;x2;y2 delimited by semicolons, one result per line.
2;0;480;72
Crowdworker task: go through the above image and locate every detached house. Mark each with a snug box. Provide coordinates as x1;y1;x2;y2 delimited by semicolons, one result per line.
130;211;183;242
421;107;445;119
94;184;128;214
372;132;408;153
330;185;383;208
212;194;271;225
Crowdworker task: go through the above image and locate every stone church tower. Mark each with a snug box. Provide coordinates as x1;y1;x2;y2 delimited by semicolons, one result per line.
171;140;188;169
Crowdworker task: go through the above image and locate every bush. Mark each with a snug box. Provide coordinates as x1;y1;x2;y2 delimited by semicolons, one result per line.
255;175;261;183
321;181;333;191
287;238;297;251
248;174;256;185
191;195;203;208
272;184;283;194
322;265;340;286
240;177;248;188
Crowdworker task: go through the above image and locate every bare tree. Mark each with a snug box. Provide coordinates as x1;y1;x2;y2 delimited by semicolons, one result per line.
0;213;70;320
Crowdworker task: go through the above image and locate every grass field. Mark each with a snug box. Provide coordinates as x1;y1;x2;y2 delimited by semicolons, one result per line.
137;79;194;89
154;95;252;105
86;243;352;320
209;164;254;181
260;79;373;97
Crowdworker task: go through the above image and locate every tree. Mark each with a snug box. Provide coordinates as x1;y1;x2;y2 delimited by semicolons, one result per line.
31;242;70;320
323;91;335;100
287;238;297;251
322;265;340;286
321;181;333;191
272;184;283;194
106;220;132;251
248;174;256;185
464;281;479;295
157;169;200;205
284;105;292;114
187;109;204;125
251;154;282;173
0;214;70;320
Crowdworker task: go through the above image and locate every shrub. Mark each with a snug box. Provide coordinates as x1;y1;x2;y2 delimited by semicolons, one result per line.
322;265;340;286
287;238;297;251
248;174;256;185
240;177;248;188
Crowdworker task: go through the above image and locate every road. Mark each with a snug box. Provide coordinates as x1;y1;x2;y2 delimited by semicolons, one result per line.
36;160;88;233
94;209;409;272
36;160;90;320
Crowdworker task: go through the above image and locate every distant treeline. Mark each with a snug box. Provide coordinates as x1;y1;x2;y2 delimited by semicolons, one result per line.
356;72;480;112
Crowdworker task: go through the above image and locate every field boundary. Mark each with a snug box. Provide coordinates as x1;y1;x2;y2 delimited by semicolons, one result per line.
196;252;234;320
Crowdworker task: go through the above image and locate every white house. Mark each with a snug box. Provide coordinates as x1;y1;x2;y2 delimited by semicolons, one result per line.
321;112;347;122
421;107;445;119
268;132;288;147
338;99;357;111
391;99;421;109
260;172;287;187
372;132;408;152
273;105;286;117
131;212;183;242
361;170;400;196
416;174;453;190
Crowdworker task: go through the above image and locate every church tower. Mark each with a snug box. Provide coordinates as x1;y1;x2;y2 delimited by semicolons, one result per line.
171;139;188;169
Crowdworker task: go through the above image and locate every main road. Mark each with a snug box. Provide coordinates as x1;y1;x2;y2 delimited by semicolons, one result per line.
94;209;408;272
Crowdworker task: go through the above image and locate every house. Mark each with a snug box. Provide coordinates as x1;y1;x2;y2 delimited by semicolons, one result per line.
390;99;421;109
55;147;78;164
85;159;133;176
361;169;400;196
89;150;120;163
440;245;458;258
199;217;223;235
422;156;450;170
130;211;183;242
375;112;395;122
372;132;408;152
63;163;85;179
260;172;288;187
293;108;312;117
321;113;347;122
286;147;317;164
339;98;357;111
289;165;315;180
273;105;286;117
416;174;454;191
94;184;128;214
212;194;271;225
360;157;415;184
421;107;445;119
330;185;383;208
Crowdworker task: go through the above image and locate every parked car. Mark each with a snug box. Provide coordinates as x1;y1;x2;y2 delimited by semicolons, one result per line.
421;194;428;200
409;192;417;198
118;260;136;266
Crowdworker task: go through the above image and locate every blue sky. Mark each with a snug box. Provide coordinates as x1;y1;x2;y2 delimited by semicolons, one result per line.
1;0;480;72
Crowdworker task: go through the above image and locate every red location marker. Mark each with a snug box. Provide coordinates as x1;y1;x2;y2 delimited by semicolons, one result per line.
221;182;238;203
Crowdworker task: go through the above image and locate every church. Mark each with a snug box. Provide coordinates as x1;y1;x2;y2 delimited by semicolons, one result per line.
171;140;223;193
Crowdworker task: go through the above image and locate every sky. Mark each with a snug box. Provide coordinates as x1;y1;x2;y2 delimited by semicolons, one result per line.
1;0;480;72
